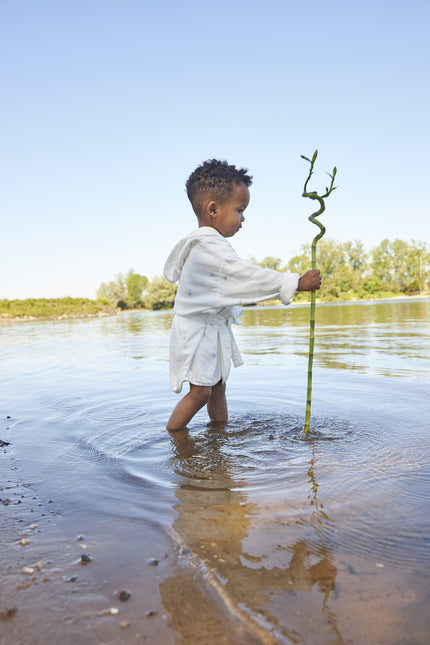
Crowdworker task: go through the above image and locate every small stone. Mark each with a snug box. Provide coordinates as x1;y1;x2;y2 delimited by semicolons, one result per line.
107;608;119;615
65;576;78;582
20;539;30;546
120;621;130;629
76;535;84;541
118;590;131;602
80;553;93;564
376;563;384;568
35;561;45;570
0;607;16;620
148;558;159;566
145;610;157;617
22;566;35;575
268;434;275;440
29;524;37;530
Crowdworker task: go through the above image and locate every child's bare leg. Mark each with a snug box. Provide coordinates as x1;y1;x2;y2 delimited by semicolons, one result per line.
207;380;227;424
166;384;211;431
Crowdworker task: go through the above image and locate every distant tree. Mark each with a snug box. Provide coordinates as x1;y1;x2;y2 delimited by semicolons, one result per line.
287;249;311;276
314;239;346;279
96;273;128;304
342;240;368;272
144;276;177;310
405;240;430;292
126;270;148;307
96;269;148;308
370;239;430;293
250;256;283;271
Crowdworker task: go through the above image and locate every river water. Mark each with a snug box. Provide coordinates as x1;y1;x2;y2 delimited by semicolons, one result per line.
1;299;430;644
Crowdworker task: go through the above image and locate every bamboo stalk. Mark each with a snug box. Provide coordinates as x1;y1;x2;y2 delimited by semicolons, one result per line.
301;150;337;434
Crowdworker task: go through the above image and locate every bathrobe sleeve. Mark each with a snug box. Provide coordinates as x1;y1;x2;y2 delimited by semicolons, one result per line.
172;233;300;315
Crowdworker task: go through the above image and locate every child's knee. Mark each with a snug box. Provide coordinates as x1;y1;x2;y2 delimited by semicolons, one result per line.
212;380;226;395
189;384;211;406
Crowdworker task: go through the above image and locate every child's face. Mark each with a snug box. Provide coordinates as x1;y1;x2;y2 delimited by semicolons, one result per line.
212;182;250;238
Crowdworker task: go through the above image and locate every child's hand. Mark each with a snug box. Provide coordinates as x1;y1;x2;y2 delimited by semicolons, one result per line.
297;269;322;291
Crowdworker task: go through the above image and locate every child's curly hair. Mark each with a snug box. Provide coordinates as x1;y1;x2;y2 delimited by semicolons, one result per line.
186;159;252;213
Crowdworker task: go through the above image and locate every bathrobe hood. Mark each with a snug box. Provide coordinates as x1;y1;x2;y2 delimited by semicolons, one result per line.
164;227;219;283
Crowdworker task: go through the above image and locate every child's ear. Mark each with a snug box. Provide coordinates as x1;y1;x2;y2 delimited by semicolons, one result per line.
207;200;217;218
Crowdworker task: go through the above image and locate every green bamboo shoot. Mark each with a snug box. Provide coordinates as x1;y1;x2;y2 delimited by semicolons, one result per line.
301;150;337;434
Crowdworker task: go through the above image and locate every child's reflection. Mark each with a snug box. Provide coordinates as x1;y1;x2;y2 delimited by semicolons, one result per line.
160;427;344;644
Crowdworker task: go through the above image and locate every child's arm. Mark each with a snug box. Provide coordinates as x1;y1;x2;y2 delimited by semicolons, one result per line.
297;269;322;291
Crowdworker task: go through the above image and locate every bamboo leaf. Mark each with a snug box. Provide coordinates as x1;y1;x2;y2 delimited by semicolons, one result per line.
311;150;318;164
301;155;311;162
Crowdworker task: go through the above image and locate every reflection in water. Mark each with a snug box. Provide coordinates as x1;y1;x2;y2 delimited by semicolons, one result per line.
160;425;344;644
238;299;430;379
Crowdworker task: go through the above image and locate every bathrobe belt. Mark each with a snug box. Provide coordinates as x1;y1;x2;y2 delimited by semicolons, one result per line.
175;311;244;371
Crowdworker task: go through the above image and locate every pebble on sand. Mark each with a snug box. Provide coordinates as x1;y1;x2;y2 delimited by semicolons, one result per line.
102;607;119;616
0;607;17;620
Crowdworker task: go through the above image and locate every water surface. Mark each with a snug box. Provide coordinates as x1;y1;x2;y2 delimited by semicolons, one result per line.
1;299;430;644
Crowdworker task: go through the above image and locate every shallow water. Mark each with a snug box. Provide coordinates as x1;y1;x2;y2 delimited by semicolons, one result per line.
2;299;430;644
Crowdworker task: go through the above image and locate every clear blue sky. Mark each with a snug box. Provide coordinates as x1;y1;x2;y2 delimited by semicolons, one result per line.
1;0;429;299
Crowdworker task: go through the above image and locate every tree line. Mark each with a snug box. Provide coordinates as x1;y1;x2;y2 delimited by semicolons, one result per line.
97;239;430;311
96;269;177;311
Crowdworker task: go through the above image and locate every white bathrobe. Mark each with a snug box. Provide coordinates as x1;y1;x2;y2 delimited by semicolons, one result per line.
163;227;300;393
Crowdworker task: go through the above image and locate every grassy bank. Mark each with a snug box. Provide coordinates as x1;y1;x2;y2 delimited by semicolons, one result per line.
0;297;118;321
1;291;429;322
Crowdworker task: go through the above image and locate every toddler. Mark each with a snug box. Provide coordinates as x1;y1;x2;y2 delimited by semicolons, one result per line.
164;159;321;430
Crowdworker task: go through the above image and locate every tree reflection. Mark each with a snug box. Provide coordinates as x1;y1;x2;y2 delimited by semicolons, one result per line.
159;427;345;644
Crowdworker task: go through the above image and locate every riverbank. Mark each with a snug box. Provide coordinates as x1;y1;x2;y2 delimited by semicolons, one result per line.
0;298;119;323
1;292;429;323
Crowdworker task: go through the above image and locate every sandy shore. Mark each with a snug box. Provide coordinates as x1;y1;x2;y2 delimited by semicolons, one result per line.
0;434;179;645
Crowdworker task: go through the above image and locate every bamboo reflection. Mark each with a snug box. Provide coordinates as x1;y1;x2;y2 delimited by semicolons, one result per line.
159;428;345;644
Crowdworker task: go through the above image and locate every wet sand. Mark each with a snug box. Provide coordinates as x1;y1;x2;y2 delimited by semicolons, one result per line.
0;442;271;645
0;442;177;645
